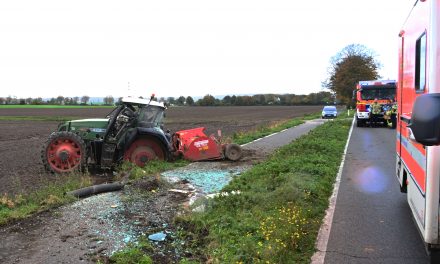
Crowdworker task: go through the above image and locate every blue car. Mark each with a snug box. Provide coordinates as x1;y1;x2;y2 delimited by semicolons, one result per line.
321;106;337;119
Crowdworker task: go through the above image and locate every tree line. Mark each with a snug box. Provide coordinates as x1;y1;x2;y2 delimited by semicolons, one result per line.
0;92;335;106
167;91;334;106
0;95;115;106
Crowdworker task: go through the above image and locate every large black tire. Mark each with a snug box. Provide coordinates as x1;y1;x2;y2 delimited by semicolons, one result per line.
224;144;242;161
123;137;166;167
356;118;364;127
41;131;87;173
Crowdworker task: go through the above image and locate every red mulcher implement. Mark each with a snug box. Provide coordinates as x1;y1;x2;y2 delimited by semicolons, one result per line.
172;127;241;162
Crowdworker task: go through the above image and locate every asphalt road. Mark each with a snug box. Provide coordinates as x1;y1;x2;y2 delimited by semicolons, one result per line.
242;119;327;154
324;125;428;263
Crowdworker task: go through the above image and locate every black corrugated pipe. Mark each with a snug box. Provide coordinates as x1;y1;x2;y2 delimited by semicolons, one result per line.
67;182;124;198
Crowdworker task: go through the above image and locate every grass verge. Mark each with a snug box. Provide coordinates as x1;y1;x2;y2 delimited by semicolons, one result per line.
178;118;352;263
0;174;92;226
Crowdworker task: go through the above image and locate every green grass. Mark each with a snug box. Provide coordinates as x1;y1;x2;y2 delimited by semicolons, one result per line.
178;118;352;263
0;105;113;109
0;174;92;226
109;238;154;264
303;112;322;120
120;159;190;181
106;235;199;264
231;112;321;145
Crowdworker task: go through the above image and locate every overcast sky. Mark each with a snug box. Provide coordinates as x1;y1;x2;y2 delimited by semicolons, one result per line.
0;0;415;99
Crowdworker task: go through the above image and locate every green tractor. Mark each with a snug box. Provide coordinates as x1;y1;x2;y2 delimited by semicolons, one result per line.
41;97;172;173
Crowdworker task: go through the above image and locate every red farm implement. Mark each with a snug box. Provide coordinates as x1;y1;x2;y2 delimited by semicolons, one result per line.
172;127;242;162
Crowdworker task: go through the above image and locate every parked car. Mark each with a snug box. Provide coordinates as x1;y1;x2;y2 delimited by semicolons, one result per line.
321;105;337;119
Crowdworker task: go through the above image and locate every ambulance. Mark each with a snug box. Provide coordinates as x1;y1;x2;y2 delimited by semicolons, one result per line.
396;0;440;262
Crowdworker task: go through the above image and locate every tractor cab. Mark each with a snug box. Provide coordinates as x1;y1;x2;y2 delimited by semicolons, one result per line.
104;97;168;142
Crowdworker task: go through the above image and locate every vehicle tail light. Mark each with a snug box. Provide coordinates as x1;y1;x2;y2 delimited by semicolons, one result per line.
357;104;367;112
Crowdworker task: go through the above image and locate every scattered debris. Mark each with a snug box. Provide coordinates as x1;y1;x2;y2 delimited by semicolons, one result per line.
162;163;247;193
168;189;190;194
192;204;206;213
148;232;167;242
206;190;241;199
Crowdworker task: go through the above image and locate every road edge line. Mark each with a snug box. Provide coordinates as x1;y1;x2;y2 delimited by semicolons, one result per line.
311;117;355;264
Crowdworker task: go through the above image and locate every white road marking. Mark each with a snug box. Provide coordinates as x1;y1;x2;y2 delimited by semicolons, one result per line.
311;117;355;264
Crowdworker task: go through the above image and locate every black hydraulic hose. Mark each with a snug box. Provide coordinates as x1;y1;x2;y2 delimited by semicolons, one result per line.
67;182;124;198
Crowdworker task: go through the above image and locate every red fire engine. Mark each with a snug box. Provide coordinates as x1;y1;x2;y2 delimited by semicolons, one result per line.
354;80;396;127
396;0;440;262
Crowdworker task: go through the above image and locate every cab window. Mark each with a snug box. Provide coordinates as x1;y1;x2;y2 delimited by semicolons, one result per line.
415;32;426;92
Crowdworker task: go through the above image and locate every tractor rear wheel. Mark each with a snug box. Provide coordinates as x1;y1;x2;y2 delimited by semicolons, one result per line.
124;138;166;167
224;143;242;161
41;131;86;173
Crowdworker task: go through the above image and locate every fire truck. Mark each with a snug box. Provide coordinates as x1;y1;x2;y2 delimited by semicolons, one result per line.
395;0;440;262
354;80;396;127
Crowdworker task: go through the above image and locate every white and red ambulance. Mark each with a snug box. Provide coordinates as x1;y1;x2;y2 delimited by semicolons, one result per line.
396;0;440;262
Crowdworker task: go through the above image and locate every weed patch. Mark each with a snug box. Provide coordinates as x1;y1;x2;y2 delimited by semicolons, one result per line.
108;238;154;264
0;174;92;225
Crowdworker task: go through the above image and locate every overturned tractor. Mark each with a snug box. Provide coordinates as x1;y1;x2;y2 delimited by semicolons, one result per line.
41;96;242;173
